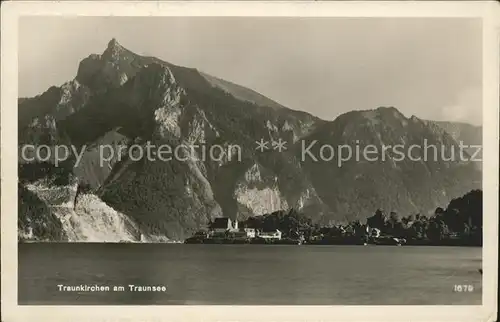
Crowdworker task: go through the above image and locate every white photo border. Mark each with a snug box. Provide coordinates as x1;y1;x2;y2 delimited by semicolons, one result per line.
1;1;499;322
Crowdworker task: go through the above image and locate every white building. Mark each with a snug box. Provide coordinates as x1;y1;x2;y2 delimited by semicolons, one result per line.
243;228;256;238
257;229;282;240
368;227;381;238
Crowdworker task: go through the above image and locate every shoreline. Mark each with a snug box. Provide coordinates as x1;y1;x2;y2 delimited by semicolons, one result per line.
17;240;482;247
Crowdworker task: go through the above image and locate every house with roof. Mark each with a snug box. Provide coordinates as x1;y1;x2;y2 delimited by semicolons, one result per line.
231;227;257;239
242;227;256;238
209;217;239;234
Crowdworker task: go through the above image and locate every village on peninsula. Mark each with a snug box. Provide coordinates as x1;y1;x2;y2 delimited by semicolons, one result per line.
183;216;402;245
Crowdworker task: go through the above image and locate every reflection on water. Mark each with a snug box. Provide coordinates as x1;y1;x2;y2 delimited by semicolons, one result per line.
18;243;482;305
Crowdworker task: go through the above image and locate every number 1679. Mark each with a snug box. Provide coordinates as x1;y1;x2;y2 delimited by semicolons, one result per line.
454;284;474;292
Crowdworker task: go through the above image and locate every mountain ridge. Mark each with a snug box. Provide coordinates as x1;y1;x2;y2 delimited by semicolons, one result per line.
18;38;482;241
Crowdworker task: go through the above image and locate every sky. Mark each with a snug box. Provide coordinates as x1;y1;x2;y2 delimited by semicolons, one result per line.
19;17;482;125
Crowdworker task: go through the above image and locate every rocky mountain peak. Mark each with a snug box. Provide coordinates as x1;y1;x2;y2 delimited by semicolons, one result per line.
102;38;127;60
107;38;119;49
359;106;406;122
76;38;144;91
315;106;409;138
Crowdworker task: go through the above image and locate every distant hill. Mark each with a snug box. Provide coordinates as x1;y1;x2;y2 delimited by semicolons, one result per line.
429;121;482;145
426;120;482;170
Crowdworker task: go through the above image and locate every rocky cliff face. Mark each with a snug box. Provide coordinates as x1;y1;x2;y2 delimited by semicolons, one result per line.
233;163;289;218
18;177;139;242
18;39;482;241
63;193;140;242
18;176;170;242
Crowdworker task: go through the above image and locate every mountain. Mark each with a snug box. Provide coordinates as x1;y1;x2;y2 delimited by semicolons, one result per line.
18;39;482;241
295;107;481;223
200;72;286;111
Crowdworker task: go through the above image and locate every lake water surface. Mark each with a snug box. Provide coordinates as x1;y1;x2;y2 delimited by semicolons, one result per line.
18;243;482;305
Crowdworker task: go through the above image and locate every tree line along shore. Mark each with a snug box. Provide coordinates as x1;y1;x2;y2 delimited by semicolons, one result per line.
185;189;482;246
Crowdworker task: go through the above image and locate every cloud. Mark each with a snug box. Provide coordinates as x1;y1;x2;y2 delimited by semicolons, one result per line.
441;87;482;125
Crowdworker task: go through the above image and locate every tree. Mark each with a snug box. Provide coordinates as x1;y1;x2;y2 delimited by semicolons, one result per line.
427;218;449;242
366;209;386;230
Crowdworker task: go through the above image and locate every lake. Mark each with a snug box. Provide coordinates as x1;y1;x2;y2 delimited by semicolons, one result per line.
18;243;482;305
